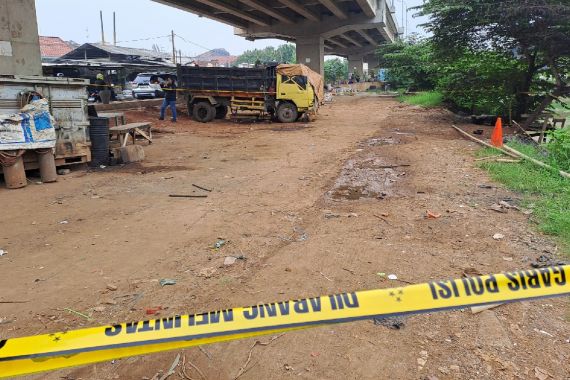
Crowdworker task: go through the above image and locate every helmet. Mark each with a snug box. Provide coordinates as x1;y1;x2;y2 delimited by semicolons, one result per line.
96;73;104;80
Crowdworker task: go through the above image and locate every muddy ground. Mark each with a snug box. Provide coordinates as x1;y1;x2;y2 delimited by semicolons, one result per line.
1;95;568;379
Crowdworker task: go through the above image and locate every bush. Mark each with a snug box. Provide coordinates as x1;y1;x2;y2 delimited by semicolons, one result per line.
546;128;570;171
399;92;443;108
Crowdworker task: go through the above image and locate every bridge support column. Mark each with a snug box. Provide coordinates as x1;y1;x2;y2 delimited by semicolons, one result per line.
348;55;364;79
296;36;324;77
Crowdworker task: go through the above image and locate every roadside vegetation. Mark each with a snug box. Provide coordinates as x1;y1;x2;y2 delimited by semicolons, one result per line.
477;143;570;254
377;1;570;254
399;91;443;108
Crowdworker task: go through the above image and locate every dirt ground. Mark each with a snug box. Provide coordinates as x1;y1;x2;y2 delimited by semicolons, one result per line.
1;95;568;380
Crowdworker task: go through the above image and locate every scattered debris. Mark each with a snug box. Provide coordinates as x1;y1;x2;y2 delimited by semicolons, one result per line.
493;233;505;240
181;354;206;380
293;226;309;242
100;299;117;305
533;328;554;338
199;346;213;360
319;271;333;282
57;168;71;175
169;194;208;198
373;316;406;329
284;364;293;371
503;257;513;262
192;184;212;192
198;267;217;278
462;268;483;277
157;353;180;380
0;249;6;257
426;210;441;219
377;272;386;278
59;220;69;224
93;306;106;312
324;210;341;219
530;254;566;268
534;366;552;380
387;274;398;280
373;214;393;226
146;307;163;315
478;184;494;189
63;308;92;321
471;303;504;314
106;284;118;291
417;350;429;369
224;256;238;266
489;203;508;213
159;279;177;287
214;239;227;249
234;334;285;380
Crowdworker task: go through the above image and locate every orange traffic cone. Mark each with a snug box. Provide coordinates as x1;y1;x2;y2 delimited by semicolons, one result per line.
491;117;503;147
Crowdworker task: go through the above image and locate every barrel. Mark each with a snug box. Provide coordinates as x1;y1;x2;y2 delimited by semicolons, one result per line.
89;117;110;167
37;149;58;183
1;152;27;189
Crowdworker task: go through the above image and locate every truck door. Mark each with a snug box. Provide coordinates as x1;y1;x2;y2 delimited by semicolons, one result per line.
277;74;311;109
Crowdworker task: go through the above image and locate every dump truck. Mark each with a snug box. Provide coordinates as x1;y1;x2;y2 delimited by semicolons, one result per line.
177;64;323;123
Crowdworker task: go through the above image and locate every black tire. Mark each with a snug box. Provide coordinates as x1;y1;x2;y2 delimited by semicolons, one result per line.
277;102;298;123
215;105;228;119
192;101;215;123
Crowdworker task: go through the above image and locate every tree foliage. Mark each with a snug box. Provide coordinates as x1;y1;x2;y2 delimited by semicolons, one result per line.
235;44;296;65
376;37;437;90
324;58;348;84
415;0;570;124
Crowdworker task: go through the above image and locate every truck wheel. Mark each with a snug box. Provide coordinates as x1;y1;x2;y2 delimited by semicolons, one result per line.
277;102;298;123
215;105;228;119
193;102;215;123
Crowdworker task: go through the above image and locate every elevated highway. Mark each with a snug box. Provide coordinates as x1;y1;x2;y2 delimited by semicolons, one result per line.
153;0;400;76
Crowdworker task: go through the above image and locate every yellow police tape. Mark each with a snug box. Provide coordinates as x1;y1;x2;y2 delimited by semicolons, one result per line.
1;265;568;378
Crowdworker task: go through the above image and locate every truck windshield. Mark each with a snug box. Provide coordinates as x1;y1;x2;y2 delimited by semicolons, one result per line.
281;75;307;90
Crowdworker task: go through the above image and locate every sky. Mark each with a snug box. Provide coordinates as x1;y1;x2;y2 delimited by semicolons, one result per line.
35;0;428;57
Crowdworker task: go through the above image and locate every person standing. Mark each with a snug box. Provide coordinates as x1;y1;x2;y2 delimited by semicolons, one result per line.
159;77;177;122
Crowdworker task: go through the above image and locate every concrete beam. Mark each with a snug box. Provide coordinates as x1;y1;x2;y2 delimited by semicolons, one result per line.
340;33;363;48
239;0;295;24
327;38;348;49
277;0;320;22
355;0;376;17
356;29;378;45
195;0;269;26
318;0;348;20
348;54;364;77
153;0;249;28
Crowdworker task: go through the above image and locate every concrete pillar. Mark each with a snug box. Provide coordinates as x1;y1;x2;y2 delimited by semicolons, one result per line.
0;0;42;76
348;55;364;79
295;35;324;77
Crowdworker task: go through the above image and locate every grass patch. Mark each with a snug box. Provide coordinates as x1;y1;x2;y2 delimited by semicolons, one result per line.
477;145;570;255
399;91;443;108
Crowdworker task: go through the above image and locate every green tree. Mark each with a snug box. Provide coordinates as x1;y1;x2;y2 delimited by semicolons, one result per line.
376;37;437;90
324;58;348;84
235;44;296;65
415;0;570;124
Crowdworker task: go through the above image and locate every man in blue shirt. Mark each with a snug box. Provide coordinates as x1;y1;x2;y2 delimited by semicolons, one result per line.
159;77;177;122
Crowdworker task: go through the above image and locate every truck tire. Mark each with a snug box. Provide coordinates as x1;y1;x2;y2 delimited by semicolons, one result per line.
215;105;228;119
193;101;215;123
277;102;298;123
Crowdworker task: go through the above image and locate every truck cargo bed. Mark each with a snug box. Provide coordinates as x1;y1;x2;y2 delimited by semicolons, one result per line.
177;66;277;94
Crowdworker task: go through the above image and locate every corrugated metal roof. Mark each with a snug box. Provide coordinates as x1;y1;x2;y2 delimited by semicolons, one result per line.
89;43;171;60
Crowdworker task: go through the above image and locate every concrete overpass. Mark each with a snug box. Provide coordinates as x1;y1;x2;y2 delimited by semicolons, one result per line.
153;0;400;77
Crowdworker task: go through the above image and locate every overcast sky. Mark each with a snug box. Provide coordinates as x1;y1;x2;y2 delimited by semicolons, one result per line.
35;0;428;57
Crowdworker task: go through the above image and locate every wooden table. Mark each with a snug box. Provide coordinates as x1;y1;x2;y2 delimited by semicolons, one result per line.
109;122;152;147
98;112;126;127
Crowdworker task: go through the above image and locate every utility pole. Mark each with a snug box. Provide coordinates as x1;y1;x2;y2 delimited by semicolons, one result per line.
171;30;176;65
113;12;117;46
100;11;105;45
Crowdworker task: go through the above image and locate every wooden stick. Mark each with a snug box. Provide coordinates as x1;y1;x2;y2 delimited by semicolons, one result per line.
169;194;208;198
502;145;570;179
192;184;212;192
451;125;519;159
